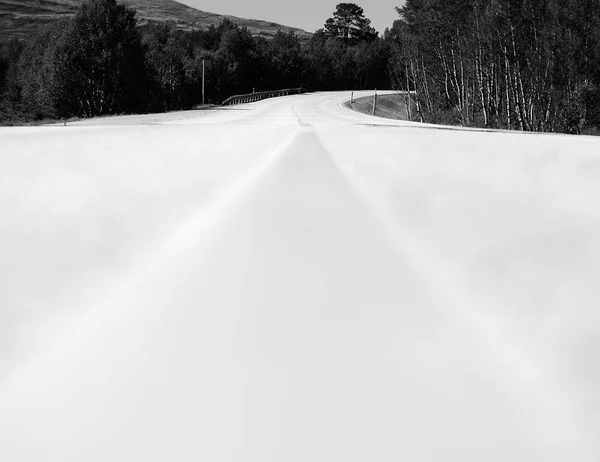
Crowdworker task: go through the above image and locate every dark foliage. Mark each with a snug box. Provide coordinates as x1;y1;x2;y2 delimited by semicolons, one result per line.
1;0;146;121
62;0;147;117
323;3;378;45
387;0;600;134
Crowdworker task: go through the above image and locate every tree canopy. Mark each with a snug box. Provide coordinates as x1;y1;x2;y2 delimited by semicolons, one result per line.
387;0;600;133
63;0;146;117
323;3;377;45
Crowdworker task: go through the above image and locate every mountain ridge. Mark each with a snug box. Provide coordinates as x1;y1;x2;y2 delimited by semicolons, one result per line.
0;0;313;42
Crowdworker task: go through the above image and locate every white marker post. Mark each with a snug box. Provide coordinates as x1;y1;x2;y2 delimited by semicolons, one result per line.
372;89;377;116
202;59;205;105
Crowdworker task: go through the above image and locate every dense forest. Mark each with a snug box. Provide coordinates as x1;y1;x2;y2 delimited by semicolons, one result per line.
1;0;600;134
388;0;600;134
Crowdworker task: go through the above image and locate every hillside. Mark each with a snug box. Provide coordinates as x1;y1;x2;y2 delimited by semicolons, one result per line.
0;0;312;42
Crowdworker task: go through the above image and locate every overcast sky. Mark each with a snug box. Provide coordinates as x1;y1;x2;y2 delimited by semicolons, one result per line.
178;0;405;35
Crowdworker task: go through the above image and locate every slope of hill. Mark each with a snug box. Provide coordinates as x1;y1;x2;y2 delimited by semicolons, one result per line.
0;0;312;42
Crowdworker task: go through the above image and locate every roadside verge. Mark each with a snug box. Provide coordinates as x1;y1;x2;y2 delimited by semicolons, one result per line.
344;92;409;120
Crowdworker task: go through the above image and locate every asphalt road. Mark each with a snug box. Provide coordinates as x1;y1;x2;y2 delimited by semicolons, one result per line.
1;91;600;461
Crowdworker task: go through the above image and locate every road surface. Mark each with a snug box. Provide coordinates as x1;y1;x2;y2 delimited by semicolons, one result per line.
1;91;600;461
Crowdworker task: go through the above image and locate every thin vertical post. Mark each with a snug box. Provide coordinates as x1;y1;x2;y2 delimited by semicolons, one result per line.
351;91;354;105
372;89;377;116
202;59;205;105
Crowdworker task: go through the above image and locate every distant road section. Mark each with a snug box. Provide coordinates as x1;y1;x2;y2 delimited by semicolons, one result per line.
1;91;600;462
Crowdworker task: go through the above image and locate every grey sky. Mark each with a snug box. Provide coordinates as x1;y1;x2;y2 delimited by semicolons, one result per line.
178;0;405;35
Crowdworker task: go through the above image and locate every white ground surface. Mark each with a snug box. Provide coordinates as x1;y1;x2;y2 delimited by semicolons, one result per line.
1;91;600;461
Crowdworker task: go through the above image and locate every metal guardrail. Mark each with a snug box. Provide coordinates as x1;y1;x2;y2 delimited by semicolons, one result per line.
221;88;306;106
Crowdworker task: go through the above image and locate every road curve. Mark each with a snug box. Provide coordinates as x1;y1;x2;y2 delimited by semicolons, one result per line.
1;91;600;461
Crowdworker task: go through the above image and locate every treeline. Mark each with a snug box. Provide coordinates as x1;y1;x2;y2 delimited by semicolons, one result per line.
387;0;600;134
0;0;388;123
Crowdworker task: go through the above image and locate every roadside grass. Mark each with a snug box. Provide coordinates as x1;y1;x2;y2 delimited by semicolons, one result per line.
345;93;600;135
345;93;409;120
0;104;221;127
0;115;81;127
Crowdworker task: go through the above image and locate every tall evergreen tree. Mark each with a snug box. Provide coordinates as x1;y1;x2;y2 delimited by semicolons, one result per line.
324;3;378;45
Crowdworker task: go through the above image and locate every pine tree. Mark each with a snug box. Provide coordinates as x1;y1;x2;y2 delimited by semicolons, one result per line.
324;3;378;45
